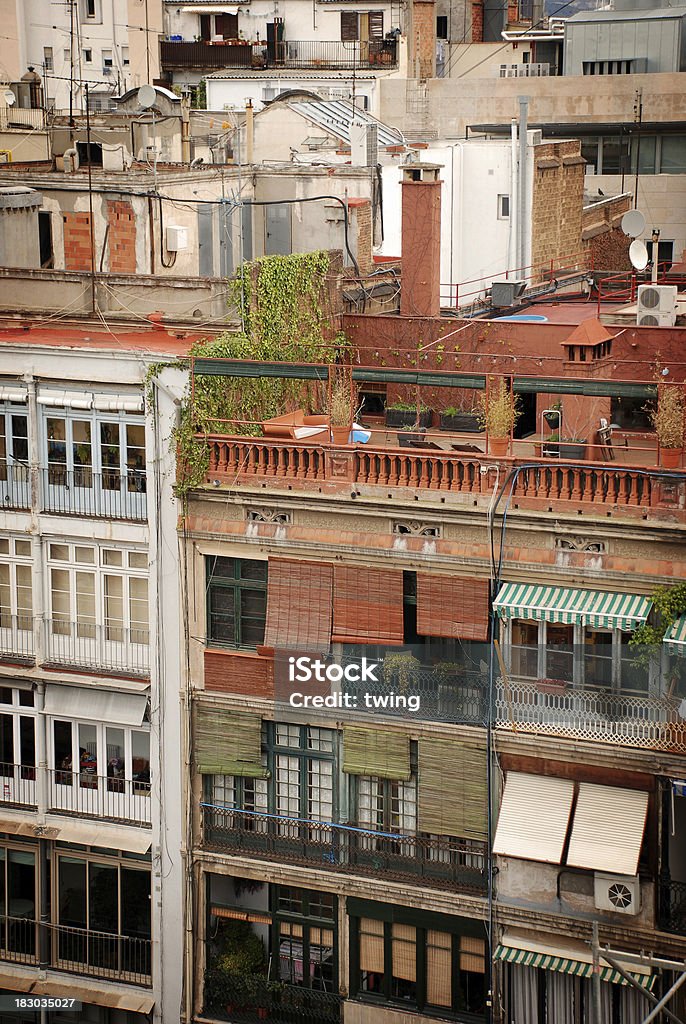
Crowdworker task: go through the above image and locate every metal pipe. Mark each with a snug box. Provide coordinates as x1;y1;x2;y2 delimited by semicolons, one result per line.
518;96;528;274
600;951;684;1024
592;922;602;1024
85;84;96;314
642;972;686;1024
509;119;517;275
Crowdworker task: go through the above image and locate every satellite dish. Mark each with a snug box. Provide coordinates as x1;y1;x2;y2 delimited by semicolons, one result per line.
136;84;156;110
629;239;649;272
3;90;15;107
622;209;646;239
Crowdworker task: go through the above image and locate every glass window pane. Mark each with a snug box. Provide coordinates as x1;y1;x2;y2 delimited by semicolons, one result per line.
239;588;267;647
0;564;10;626
58;857;86;928
10;415;27;464
584;628;613;688
620;633;649;694
126;424;146;492
239;560;268;582
50;544;70;561
546;623;574;683
208;587;236;645
0;714;14;766
76;572;96;637
132;732;150;793
14;540;30;557
129;552;147;569
8;850;35;920
19;717;35;770
0;538;8;554
121;868;151;938
100;422;121;489
661;136;686;174
74;546;95;564
106;728;125;787
89;863;118;933
129;577;149;643
53;720;73;774
630;135;656;174
78;723;97;781
601;137;629;174
102;549;122;567
51;568;71;630
72;420;92;486
47;418;67;471
104;575;124;641
16;564;32;623
511;620;538;678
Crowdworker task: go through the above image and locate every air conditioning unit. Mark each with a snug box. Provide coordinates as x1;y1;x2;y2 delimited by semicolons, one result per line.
637;284;678;327
165;225;188;251
594;873;640;915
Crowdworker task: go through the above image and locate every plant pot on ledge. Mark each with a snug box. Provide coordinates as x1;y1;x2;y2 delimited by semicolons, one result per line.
385;408;432;429
331;425;351;445
559;440;587;460
488;436;510;457
439;411;483;433
660;447;683;469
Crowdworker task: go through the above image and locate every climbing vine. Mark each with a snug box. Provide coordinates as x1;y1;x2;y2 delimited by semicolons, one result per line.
173;250;344;492
630;581;686;672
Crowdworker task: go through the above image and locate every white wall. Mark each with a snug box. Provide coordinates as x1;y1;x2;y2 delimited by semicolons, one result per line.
206;74;380;113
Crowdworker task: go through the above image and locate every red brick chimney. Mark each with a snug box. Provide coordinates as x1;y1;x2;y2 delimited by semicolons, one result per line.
400;164;442;318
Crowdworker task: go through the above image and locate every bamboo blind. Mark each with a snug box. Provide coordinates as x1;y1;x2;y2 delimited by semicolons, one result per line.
392;924;417;982
332;566;404;644
194;707;265;776
418;738;488;839
359;918;385;974
427;930;452;1007
460;935;486;974
342;726;411;780
416;573;490;641
264;559;333;652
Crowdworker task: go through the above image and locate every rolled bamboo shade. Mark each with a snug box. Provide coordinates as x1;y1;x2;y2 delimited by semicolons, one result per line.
460;935;486;974
360;918;385;974
343;726;411;780
418;738;487;840
264;559;333;652
392;923;417;982
427;930;452;1007
332;566;404;644
195;708;266;777
416;573;490;641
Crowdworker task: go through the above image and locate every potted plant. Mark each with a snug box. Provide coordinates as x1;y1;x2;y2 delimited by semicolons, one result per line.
385;400;432;429
558;437;587;460
439;396;484;432
543;401;562;429
650;379;684;468
477;377;521;456
383;650;421;693
329;367;353;445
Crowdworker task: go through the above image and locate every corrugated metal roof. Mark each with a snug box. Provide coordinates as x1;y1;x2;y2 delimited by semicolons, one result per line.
566;783;648;875
289;99;403;147
493;583;651;631
493;773;574;864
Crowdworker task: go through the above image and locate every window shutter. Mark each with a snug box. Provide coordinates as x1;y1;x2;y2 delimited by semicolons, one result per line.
360;918;384;973
460;935;486;974
264;559;333;652
332;566;404;644
368;11;384;38
342;726;411;780
427;931;452;1007
392;924;416;981
195;708;266;777
418;737;487;840
416;574;490;641
341;11;359;40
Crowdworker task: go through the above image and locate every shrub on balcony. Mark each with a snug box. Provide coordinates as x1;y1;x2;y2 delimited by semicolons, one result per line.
630;581;686;676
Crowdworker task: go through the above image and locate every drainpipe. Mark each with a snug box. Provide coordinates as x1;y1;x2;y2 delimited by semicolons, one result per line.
181;92;191;165
518;96;528;274
509;118;518;275
245;100;254;165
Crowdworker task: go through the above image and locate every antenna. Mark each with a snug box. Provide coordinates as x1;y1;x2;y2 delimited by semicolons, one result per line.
621;209;646;239
629;239;649;272
3;90;15;107
137;84;156;109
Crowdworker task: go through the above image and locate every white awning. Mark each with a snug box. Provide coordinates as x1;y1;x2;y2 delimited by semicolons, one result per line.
37;388;93;409
495;931;654;989
51;818;152;853
182;4;244;10
43;684;148;727
493;772;574;864
0;385;27;402
93;394;144;412
567;783;648;876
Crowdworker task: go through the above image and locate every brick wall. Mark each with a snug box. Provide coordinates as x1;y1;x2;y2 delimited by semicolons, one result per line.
107;200;137;274
62;211;92;271
412;0;437;78
471;0;483;41
349;198;373;276
530;140;585;282
204;648;273;698
581;193;632;272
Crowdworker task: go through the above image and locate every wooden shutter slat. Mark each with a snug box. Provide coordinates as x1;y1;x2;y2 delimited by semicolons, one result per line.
341;10;359;40
418;737;487;839
416;574;490;641
195;708;265;776
332;566;404;644
264;559;333;652
342;726;411;780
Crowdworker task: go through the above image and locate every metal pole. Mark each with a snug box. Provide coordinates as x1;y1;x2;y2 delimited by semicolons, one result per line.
642;973;686;1024
85;84;97;314
592;922;603;1024
601;951;685;1024
518;96;528;275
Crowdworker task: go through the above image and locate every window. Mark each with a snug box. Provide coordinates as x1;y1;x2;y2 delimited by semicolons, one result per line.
436;15;448;38
0;535;33;635
356;776;417;854
102;49;113;69
600;137;629;175
661;135;686;174
498;194;510;219
43;47;54;72
511;620;539;678
341;11;359;40
51;718;150;795
84;0;98;18
0;845;37;956
63;48;71;63
611;395;653;431
122;46;130;66
206;556;267;649
630;135;657;175
0;686;36;782
0;403;29;482
580;137;599;173
353;910;486;1016
83;49;93;64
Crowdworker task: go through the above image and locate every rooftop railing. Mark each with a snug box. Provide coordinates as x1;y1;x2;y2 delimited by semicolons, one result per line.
160;38;397;70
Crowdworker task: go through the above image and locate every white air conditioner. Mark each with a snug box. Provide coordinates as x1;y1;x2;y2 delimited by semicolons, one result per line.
594;873;640;915
637;284;678;327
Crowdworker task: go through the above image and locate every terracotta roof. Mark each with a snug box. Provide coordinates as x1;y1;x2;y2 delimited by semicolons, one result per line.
0;323;203;356
563;318;615;346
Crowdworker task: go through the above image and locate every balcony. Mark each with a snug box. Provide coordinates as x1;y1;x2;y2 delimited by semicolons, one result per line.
204;974;341;1024
41;468;147;521
160;38;397;71
47;768;151;826
495;680;686;754
0;463;30;510
202;806;487;894
0;614;35;664
659;880;686;935
204;434;683;521
0;918;151;985
44;619;150;678
0;763;36;808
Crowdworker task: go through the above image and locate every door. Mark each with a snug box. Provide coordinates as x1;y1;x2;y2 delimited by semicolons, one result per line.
265;204;291;255
215;12;238;38
218;203;233;278
38;212;53;268
198;205;214;276
266;20;284;63
200;14;211;40
0;409;29;508
45;415;95;514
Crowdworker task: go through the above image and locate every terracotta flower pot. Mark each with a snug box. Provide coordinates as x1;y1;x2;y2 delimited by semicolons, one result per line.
488;436;510;457
660;447;683;469
331;425;351;445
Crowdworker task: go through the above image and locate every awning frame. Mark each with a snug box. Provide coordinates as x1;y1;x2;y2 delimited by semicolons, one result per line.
493;582;652;632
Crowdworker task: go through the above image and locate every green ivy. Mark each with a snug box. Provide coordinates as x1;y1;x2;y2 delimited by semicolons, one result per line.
630;581;686;670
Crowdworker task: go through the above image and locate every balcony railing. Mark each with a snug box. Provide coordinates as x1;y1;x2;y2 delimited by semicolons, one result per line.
160;38;397;70
0;916;38;965
496;680;686;754
204;437;680;521
0;463;31;509
204;974;341;1024
202;806;487;893
48;768;151;826
44;619;150;677
659;880;686;936
0;614;35;663
0;762;36;808
51;922;151;985
41;468;147;521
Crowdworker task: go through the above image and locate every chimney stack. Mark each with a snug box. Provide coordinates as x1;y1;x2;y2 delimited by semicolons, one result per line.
400;163;442;318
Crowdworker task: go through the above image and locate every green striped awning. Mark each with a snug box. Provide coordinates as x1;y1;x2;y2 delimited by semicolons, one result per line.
493;583;651;632
664;614;686;656
494;943;656;991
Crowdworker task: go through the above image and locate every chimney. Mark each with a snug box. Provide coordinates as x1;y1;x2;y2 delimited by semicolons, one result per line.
400;163;442;318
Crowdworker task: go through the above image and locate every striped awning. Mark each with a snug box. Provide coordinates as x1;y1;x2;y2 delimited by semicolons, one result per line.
493;583;651;631
664;614;686;655
494;936;655;991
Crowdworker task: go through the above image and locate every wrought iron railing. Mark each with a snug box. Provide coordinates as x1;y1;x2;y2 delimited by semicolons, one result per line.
659;880;686;936
202;806;487;893
204;973;342;1024
51;922;151;984
0;761;37;807
0;613;35;662
44;618;150;676
161;38;397;70
496;680;686;753
0;915;38;964
47;768;151;826
40;468;147;520
0;462;31;509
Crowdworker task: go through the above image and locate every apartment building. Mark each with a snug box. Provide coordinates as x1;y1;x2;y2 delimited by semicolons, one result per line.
0;323;189;1023
178;168;686;1024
